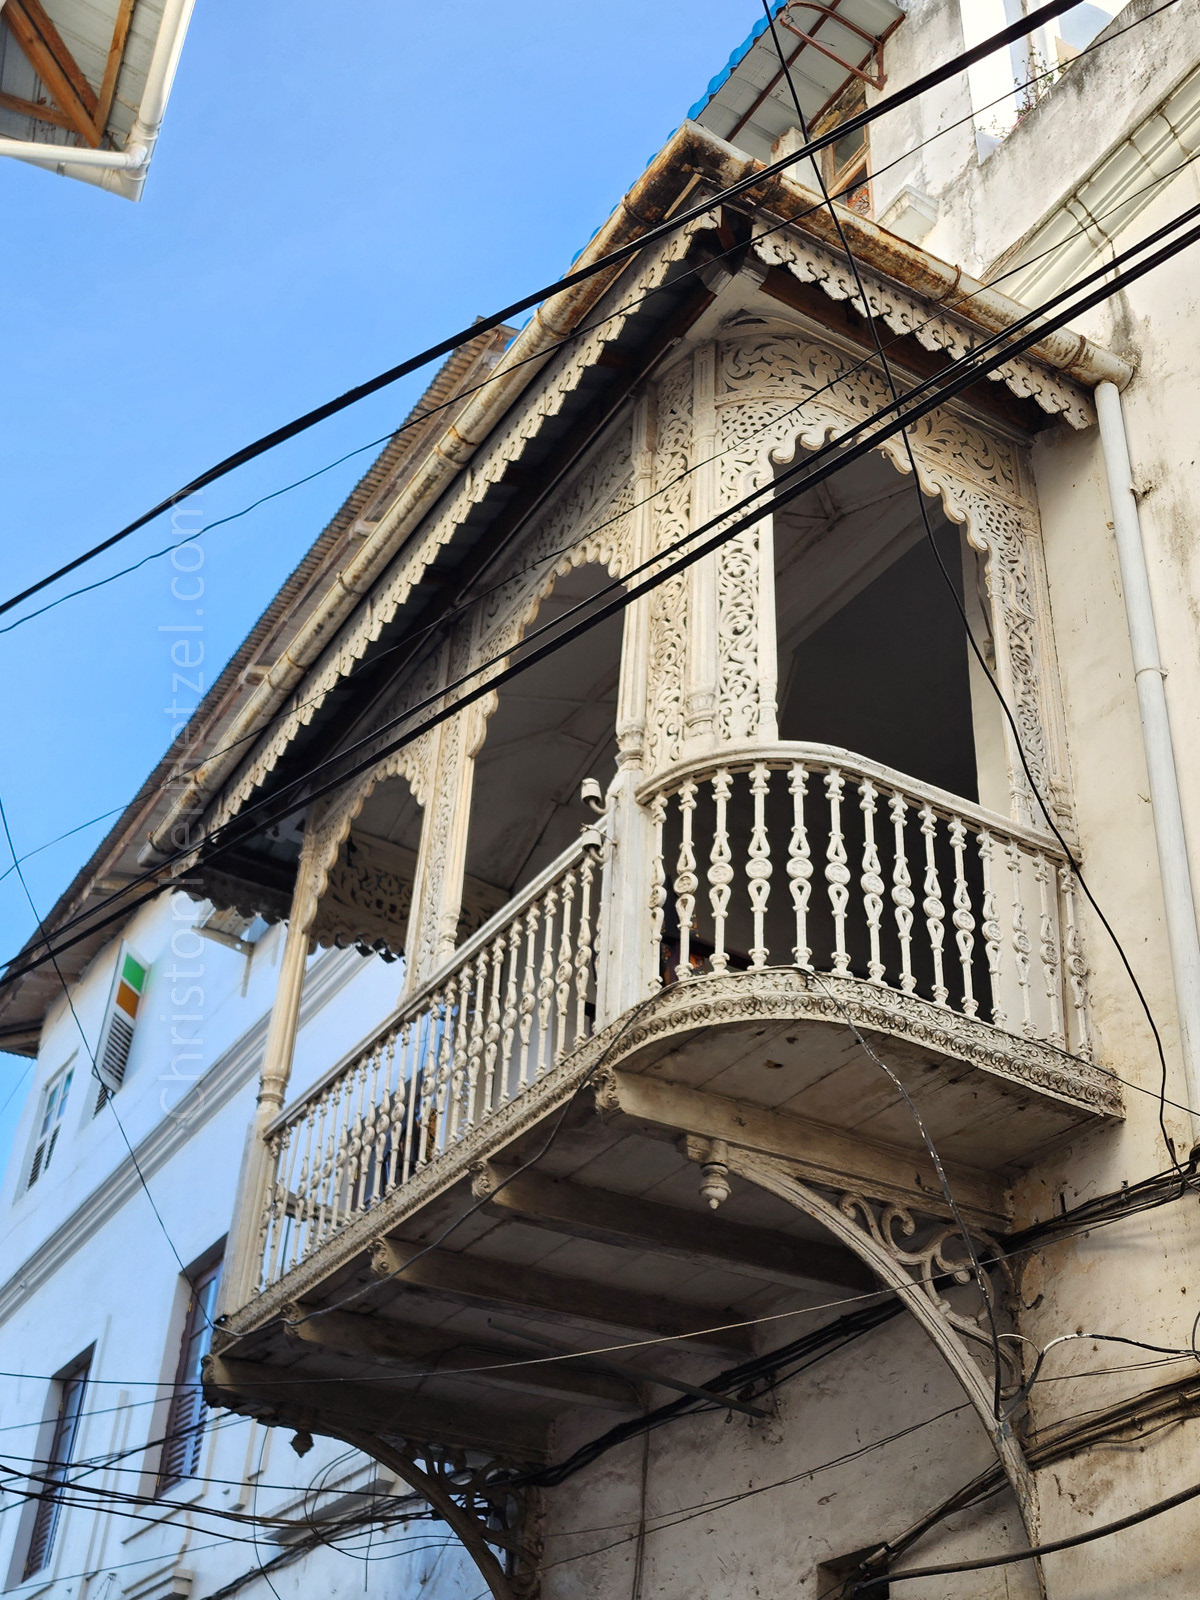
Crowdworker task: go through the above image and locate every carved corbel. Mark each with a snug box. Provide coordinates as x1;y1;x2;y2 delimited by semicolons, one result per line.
339;1430;540;1600
718;1146;1044;1594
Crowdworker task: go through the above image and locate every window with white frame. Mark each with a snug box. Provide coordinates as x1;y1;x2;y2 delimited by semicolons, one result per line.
25;1057;75;1189
962;0;1130;155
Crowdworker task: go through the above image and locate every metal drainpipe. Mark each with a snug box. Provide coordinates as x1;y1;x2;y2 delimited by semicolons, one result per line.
1096;379;1200;1147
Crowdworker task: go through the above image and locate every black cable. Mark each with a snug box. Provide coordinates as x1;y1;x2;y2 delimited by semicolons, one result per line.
762;3;1183;1170
14;189;1200;994
6;1;1177;644
13;115;1190;899
851;1472;1200;1590
0;791;206;1322
0;0;1094;624
762;0;1009;1413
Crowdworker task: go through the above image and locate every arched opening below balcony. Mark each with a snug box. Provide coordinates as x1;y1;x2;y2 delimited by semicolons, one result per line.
309;772;424;961
458;563;624;942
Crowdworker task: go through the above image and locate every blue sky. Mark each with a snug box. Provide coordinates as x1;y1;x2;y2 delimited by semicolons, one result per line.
0;2;761;1166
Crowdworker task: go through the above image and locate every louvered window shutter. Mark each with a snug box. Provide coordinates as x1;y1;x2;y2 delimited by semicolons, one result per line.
23;1355;90;1577
93;946;148;1113
157;1261;222;1494
26;1064;74;1190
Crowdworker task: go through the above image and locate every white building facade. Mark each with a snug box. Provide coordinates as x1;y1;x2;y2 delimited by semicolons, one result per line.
5;3;1200;1598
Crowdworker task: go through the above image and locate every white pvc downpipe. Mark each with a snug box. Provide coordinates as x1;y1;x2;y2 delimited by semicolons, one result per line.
0;139;146;168
1096;379;1200;1145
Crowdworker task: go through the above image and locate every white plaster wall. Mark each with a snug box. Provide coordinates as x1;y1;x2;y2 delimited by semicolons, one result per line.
0;892;473;1600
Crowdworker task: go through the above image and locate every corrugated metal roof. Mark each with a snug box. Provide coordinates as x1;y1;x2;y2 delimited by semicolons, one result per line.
688;0;904;161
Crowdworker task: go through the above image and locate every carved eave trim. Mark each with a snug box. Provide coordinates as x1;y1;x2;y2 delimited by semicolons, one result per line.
746;230;1096;430
184;214;714;849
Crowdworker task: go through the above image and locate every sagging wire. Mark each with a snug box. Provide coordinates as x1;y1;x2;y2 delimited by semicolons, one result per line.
15;186;1200;1002
0;790;206;1323
0;0;1113;626
762;2;1007;1415
760;3;1185;1180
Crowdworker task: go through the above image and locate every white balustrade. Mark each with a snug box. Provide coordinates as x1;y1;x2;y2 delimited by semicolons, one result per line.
251;743;1092;1298
256;836;601;1291
641;744;1089;1056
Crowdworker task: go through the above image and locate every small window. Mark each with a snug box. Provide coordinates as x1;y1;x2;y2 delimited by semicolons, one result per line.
23;1352;90;1578
93;944;149;1113
820;88;871;217
156;1258;222;1494
26;1060;75;1189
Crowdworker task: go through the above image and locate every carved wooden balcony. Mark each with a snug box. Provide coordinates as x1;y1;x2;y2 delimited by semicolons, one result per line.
222;743;1118;1319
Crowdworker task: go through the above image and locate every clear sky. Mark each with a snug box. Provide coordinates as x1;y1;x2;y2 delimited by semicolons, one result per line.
0;2;762;1169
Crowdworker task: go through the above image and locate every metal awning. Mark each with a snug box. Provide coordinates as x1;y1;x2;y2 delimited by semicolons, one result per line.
688;0;904;162
0;0;195;198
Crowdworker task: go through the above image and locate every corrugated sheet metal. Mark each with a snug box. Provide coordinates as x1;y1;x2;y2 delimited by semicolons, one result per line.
688;0;904;161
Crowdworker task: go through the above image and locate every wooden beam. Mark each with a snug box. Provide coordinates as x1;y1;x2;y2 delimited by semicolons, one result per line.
282;1305;637;1410
597;1070;1009;1229
3;0;101;145
475;1164;875;1293
0;88;76;130
205;1354;548;1460
370;1239;755;1356
94;0;136;132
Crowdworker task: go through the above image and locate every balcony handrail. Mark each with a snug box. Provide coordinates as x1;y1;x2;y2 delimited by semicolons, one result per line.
265;828;601;1139
638;741;1065;857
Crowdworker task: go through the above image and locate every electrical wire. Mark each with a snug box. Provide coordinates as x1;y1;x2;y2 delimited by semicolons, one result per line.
850;1472;1200;1591
13;186;1200;996
1;0;1178;644
0;791;206;1324
0;0;1097;624
761;2;1009;1411
2;35;1187;884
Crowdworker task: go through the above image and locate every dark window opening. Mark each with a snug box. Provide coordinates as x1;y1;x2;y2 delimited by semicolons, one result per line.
156;1258;221;1495
23;1351;91;1578
775;457;978;803
458;564;623;940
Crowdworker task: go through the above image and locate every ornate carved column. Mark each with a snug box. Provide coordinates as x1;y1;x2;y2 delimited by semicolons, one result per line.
600;395;659;1021
403;633;487;989
682;342;720;754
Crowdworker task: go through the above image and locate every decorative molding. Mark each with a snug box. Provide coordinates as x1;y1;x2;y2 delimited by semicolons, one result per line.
748;228;1094;430
204;220;713;840
712;330;1074;830
571;968;1122;1117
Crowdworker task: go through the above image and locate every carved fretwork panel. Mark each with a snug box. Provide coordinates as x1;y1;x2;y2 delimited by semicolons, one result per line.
479;420;636;667
310;831;415;954
645;355;693;773
714;331;1074;832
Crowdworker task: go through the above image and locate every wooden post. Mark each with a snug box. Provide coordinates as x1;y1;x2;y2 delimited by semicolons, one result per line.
219;813;322;1315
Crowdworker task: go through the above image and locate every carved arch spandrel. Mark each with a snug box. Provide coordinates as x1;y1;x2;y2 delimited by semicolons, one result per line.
713;331;1074;833
720;1147;1045;1595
